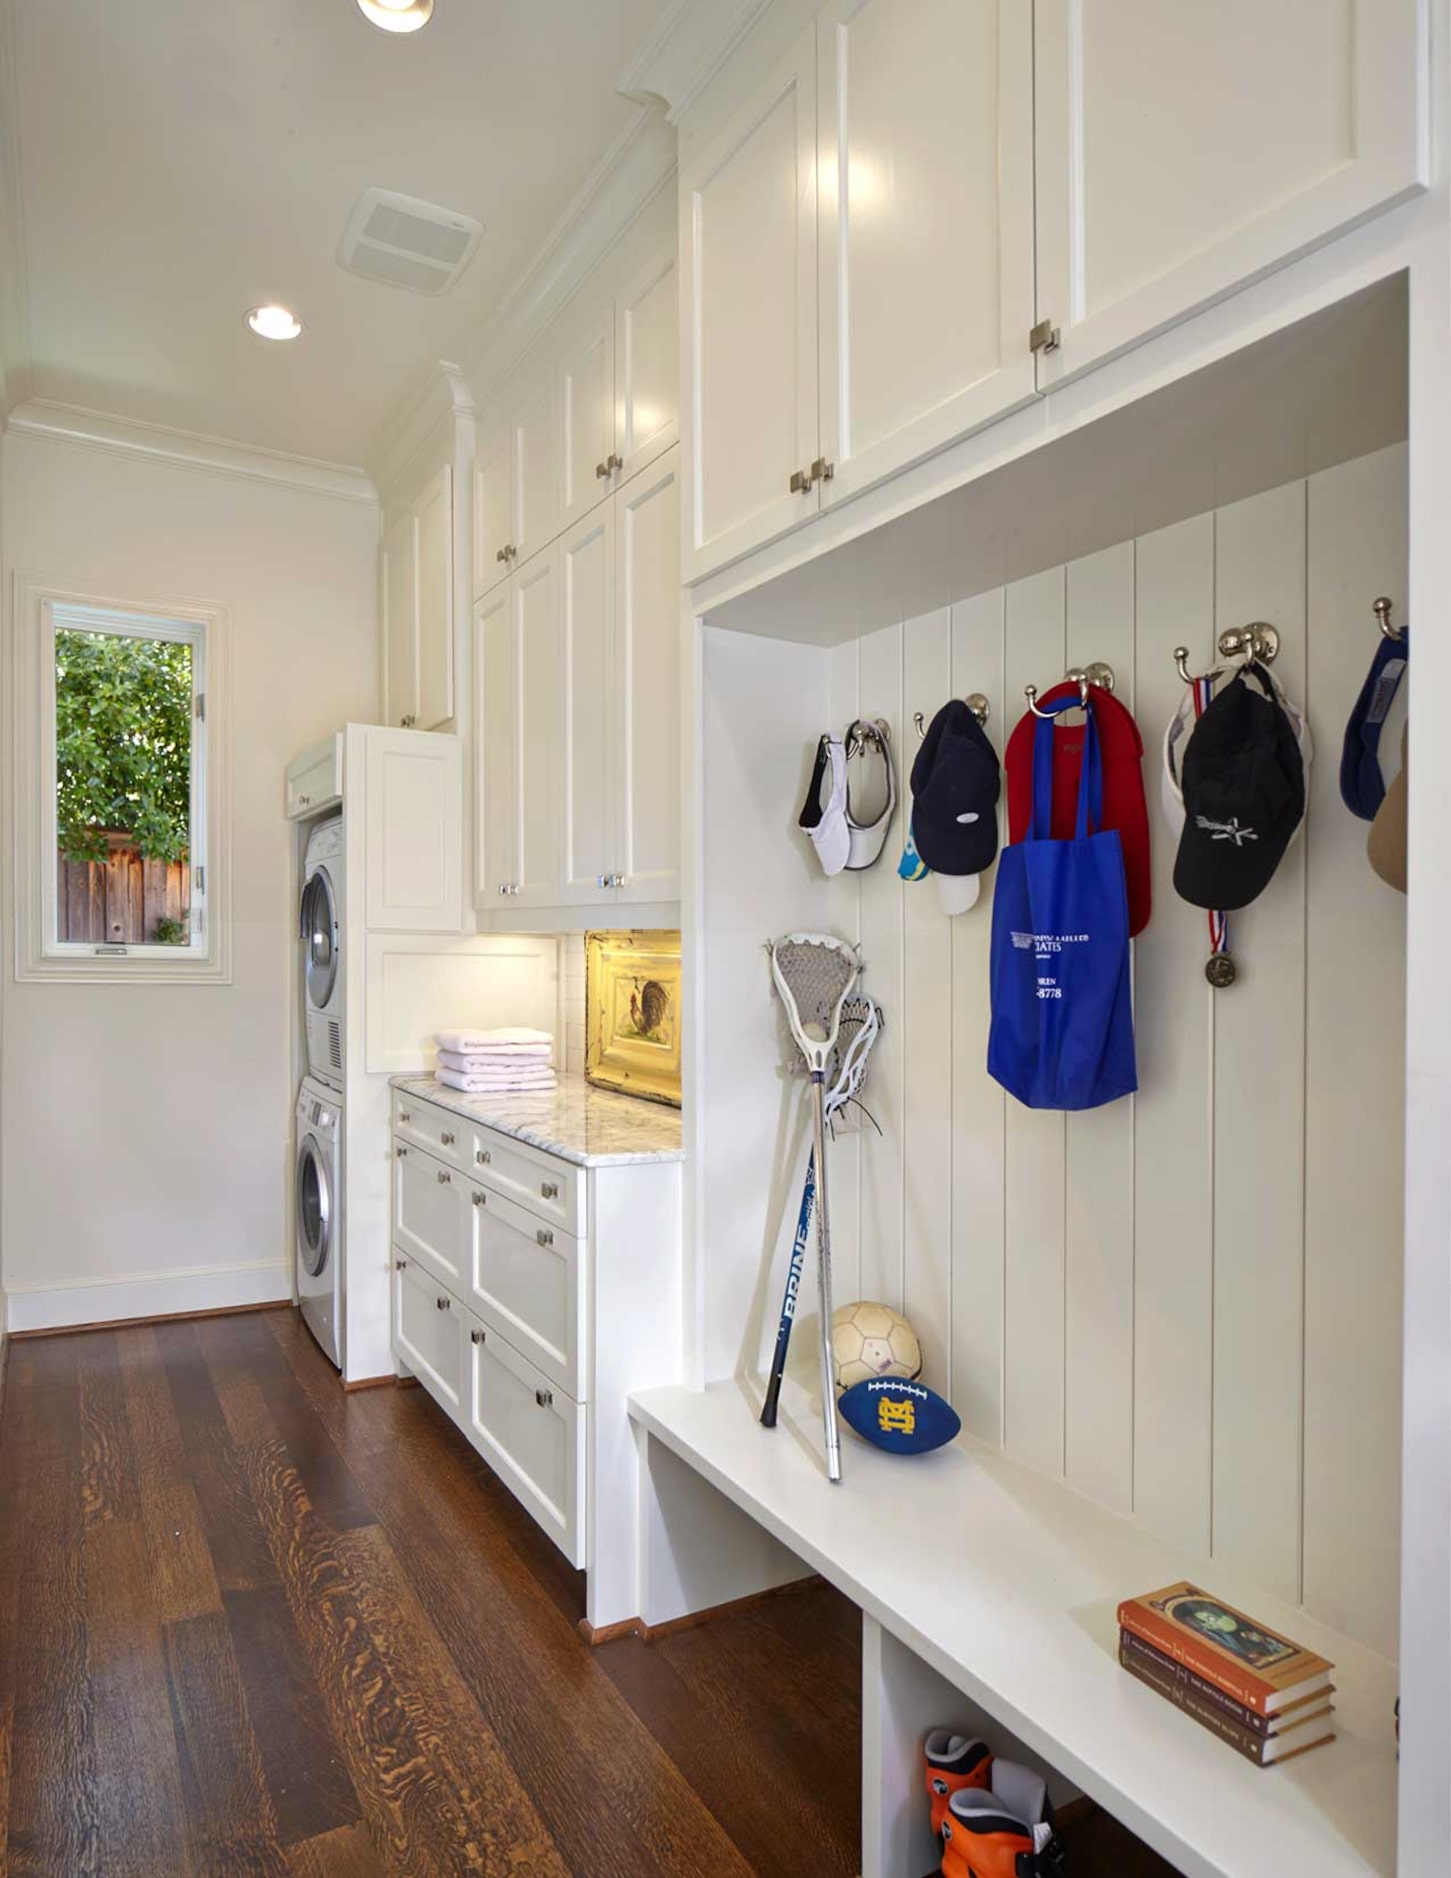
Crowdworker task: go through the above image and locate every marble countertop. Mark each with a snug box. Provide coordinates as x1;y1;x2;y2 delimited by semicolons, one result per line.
390;1073;683;1169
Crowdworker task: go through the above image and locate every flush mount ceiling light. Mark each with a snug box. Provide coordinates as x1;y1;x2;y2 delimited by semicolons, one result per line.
356;0;434;31
246;304;303;341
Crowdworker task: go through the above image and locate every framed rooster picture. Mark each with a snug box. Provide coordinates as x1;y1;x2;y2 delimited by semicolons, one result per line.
584;930;682;1107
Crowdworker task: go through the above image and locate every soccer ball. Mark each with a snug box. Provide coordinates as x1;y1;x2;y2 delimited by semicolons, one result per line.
830;1300;922;1392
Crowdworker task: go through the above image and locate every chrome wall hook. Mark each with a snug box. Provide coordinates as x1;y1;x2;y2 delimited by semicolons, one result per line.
1373;596;1406;641
1026;663;1114;717
1024;683;1052;719
914;696;991;738
1217;621;1280;664
1173;646;1197;686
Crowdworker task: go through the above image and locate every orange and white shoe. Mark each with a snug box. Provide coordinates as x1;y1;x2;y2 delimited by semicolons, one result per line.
923;1731;993;1839
940;1761;1065;1878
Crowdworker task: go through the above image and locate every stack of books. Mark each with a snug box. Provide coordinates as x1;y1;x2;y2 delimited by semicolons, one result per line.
1117;1581;1336;1768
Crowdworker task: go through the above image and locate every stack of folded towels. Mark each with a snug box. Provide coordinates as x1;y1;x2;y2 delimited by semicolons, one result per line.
434;1028;556;1095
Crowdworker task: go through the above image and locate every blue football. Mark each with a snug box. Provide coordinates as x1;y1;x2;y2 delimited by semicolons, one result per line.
837;1377;961;1454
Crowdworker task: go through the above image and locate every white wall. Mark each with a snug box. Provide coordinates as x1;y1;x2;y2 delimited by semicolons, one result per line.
1;426;379;1329
699;444;1407;1662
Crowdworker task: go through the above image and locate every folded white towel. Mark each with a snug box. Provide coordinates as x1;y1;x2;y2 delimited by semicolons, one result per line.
435;1027;554;1056
437;1048;553;1076
435;1066;557;1095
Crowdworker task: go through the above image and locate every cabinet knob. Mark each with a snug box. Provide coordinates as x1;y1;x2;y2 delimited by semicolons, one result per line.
1029;318;1062;356
535;1388;553;1408
609;873;624;890
396;1145;408;1157
475;1148;491;1165
540;1181;559;1200
437;1170;451;1185
607;452;623;474
595;460;610;480
790;466;815;494
399;1111;411;1123
536;1228;554;1248
436;1295;450;1311
395;1257;408;1270
595;874;609;890
810;457;834;485
471;1328;485;1345
298;793;310;807
441;1131;455;1146
472;1190;487;1207
401;714;417;729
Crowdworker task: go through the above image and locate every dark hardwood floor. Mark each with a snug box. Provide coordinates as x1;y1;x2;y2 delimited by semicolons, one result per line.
0;1307;1181;1877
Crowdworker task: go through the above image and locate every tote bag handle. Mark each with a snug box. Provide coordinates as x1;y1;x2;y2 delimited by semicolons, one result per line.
1029;695;1103;842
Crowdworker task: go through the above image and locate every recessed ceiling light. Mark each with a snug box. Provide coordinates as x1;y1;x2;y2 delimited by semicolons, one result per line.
356;0;434;31
246;305;303;342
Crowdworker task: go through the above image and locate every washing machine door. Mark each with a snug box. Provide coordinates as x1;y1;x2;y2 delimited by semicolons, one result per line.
301;867;339;1010
296;1134;332;1280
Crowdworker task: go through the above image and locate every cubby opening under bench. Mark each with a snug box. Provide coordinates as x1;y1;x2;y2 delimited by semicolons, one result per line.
389;1075;683;1634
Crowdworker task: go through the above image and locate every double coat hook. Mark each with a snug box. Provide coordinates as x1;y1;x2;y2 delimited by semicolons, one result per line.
1025;662;1115;720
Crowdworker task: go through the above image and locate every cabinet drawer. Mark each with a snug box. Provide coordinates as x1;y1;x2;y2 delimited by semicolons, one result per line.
393;1257;463;1422
285;736;343;820
467;1187;585;1399
461;1314;585;1567
393;1095;468;1166
467;1126;584;1236
392;1141;469;1294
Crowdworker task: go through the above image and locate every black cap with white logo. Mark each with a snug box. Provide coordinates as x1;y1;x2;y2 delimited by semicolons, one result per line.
910;701;1000;887
1173;663;1305;911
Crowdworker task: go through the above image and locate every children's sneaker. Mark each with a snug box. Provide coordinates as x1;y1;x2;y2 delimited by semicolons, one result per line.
923;1730;993;1838
939;1760;1066;1878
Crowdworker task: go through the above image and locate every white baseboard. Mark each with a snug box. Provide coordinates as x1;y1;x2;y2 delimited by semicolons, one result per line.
5;1260;292;1334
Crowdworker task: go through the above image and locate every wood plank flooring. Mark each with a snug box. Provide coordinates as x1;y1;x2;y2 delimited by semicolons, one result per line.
0;1308;1182;1877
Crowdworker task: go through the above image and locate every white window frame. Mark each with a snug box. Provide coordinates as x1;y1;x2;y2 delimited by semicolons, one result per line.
12;580;231;984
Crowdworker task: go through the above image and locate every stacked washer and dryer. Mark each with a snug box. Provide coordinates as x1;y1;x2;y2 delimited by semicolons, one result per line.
295;814;346;1367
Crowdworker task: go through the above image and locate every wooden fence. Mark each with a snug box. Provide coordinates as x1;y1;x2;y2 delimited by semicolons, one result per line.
58;834;189;946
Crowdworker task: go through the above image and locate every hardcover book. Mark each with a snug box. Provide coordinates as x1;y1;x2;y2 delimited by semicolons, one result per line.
1117;1582;1334;1716
1120;1640;1336;1767
1118;1629;1335;1738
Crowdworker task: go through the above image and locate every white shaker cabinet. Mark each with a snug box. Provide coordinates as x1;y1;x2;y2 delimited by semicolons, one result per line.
681;25;821;580
559;309;619;531
381;464;454;732
1032;0;1426;386
612;451;680;906
473;581;516;905
511;546;564;911
471;416;513;600
815;0;1036;508
510;372;559;567
381;510;416;729
355;725;464;933
614;249;678;483
558;505;618;907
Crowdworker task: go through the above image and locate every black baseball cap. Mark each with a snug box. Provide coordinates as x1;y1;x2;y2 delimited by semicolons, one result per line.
1174;663;1305;910
909;701;1000;878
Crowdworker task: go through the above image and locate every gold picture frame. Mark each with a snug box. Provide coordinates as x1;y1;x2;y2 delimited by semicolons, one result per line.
585;930;682;1107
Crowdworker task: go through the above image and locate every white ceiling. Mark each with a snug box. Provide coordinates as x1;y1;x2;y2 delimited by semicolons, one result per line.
3;0;672;466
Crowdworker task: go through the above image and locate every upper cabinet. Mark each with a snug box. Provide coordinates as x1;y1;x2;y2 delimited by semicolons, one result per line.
1032;0;1426;385
560;308;618;532
471;374;560;598
355;725;464;933
381;463;454;731
615;250;679;483
681;0;1425;582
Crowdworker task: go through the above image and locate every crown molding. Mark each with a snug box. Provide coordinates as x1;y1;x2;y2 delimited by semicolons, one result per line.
367;103;676;481
371;360;476;509
5;399;377;505
617;0;775;125
0;0;34;414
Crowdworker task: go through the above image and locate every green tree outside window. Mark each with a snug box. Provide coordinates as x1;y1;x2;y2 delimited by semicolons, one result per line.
55;629;193;866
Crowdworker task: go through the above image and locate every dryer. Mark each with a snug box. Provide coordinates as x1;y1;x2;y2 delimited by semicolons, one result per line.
295;1077;342;1367
300;813;345;1092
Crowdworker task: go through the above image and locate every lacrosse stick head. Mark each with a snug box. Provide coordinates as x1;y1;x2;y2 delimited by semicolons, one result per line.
769;933;860;1075
825;995;881;1123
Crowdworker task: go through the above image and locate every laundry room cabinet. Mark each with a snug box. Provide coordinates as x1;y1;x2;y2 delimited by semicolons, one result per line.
473;447;681;920
381;462;454;730
680;0;1426;581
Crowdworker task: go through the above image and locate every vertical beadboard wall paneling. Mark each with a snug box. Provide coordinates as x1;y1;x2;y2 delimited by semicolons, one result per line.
1001;568;1069;1478
1210;481;1310;1606
1302;444;1407;1659
1130;513;1218;1558
1063;543;1138;1516
949;590;1008;1442
857;625;908;1314
827;636;864;1315
901;610;955;1394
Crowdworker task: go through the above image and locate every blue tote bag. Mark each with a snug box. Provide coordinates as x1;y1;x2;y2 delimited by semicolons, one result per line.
987;695;1137;1110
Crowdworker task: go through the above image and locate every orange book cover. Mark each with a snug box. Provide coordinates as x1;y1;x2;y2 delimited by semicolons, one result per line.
1117;1582;1334;1717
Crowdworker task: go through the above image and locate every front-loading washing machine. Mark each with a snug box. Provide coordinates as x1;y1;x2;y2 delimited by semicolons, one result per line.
300;813;344;1092
295;1076;343;1368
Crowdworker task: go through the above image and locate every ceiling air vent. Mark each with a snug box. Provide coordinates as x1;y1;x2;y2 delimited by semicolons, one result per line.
338;188;483;296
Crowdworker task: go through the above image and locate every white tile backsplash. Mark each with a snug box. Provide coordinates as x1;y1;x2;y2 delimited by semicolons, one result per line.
562;933;587;1074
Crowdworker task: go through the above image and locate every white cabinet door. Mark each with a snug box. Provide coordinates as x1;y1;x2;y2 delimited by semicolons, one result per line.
393;1142;469;1295
472;418;514;598
1033;0;1426;386
613;450;680;906
472;582;516;907
511;374;559;566
558;507;617;907
614;248;678;483
413;463;454;730
816;0;1036;505
511;547;562;909
559;310;617;529
466;1187;586;1399
461;1309;585;1566
362;727;464;932
394;1255;463;1421
381;510;417;729
682;23;820;581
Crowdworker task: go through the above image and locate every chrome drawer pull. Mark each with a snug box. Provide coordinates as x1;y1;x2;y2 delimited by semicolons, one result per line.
536;1229;554;1248
437;1170;451;1185
441;1130;455;1146
540;1181;559;1200
472;1190;487;1207
535;1388;553;1408
436;1295;450;1311
471;1328;485;1345
476;1148;491;1165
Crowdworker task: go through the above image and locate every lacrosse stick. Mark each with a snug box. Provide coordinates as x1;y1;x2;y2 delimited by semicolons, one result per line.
767;934;861;1482
760;995;881;1430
